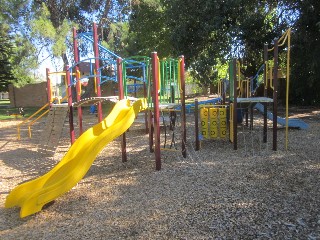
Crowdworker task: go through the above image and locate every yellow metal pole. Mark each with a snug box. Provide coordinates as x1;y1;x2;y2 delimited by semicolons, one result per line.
94;69;97;94
285;28;291;150
77;70;81;96
16;103;49;140
28;109;50;138
265;61;268;89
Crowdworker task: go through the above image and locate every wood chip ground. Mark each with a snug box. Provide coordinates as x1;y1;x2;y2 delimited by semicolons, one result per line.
1;104;319;239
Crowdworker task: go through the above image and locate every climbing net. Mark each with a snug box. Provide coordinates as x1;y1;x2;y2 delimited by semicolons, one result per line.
237;102;273;157
160;108;183;151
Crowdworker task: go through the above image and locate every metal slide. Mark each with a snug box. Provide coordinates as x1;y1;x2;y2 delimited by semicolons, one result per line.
254;103;308;129
5;98;147;218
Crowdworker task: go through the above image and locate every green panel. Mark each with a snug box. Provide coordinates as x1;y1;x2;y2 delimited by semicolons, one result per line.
229;61;234;102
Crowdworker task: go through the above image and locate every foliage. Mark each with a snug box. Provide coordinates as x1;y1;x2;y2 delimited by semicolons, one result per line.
100;21;131;57
0;0;42;88
288;0;320;105
10;36;39;86
127;0;320;106
1;0;319;105
31;3;72;58
0;23;15;91
127;0;172;57
128;1;289;88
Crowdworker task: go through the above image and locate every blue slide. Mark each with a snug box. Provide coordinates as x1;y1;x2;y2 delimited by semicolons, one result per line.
254;103;308;129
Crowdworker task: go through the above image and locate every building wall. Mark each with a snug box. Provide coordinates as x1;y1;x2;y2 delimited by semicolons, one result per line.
0;92;9;99
9;82;48;107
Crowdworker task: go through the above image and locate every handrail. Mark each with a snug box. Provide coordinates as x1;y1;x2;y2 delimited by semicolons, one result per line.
17;103;50;140
48;71;66;76
60;95;68;103
28;109;50;138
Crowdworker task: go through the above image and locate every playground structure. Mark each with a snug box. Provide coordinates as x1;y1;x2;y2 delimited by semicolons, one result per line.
7;23;311;218
66;23;188;166
196;28;307;152
16;70;69;141
6;22;187;218
69;23;187;167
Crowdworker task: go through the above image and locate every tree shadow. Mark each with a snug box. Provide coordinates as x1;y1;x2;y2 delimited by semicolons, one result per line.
1;148;58;177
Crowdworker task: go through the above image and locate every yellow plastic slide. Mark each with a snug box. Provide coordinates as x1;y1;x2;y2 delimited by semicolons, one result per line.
5;98;147;218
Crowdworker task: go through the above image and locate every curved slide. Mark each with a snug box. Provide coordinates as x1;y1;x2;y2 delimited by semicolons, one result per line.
5;98;147;218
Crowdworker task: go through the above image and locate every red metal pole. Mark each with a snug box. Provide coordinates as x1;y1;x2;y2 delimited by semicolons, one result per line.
152;52;161;170
118;58;124;99
46;68;52;107
93;22;103;122
148;110;153;150
179;55;187;158
66;66;75;144
73;27;83;134
117;58;127;162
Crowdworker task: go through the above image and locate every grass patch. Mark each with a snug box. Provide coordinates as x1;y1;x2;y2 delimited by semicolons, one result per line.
0;99;10;106
0;100;43;121
0;107;41;121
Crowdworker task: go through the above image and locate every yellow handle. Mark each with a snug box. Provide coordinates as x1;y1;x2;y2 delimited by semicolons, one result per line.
94;69;97;94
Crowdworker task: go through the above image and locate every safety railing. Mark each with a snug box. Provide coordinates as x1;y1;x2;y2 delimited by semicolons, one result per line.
17;103;50;140
27;108;50;138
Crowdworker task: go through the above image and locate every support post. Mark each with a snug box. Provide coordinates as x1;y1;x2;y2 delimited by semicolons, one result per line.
66;66;75;145
285;29;291;150
263;44;268;143
143;63;149;133
73;27;83;134
273;39;279;151
250;105;253;130
222;80;226;104
149;110;154;153
233;59;238;150
245;108;249;127
117;58;127;162
180;55;187;158
195;99;200;151
152;52;161;170
46;68;52;107
93;22;103;122
144;82;148;133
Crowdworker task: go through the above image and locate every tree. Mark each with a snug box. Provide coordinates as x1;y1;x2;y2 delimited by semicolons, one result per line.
30;0;134;63
128;0;289;88
0;23;15;92
288;0;320;105
127;0;172;57
1;0;42;88
31;2;72;66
